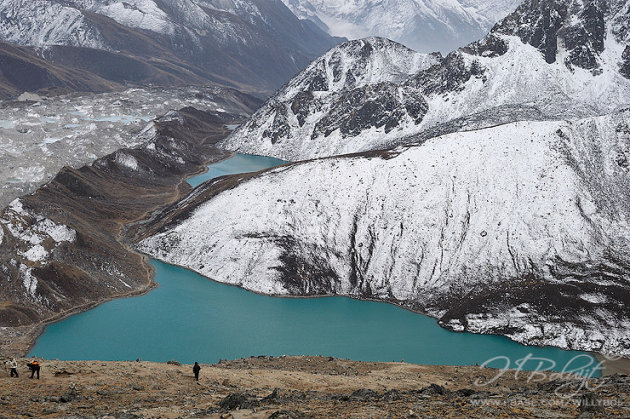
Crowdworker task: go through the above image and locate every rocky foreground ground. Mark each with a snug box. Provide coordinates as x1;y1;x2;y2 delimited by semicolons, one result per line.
0;356;628;418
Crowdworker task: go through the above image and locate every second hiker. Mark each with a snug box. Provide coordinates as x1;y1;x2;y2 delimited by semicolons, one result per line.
193;362;201;381
27;360;40;379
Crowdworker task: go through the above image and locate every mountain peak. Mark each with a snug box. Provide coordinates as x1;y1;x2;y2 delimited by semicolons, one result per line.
221;37;440;159
490;0;630;74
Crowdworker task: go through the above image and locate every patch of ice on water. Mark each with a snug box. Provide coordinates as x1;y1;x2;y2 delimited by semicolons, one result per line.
0;120;15;129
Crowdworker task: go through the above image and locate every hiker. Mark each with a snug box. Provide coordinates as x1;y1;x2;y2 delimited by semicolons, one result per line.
193;362;201;381
7;358;18;377
27;360;40;379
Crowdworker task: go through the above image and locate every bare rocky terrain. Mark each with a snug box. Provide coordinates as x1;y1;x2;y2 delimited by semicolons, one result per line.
0;356;628;418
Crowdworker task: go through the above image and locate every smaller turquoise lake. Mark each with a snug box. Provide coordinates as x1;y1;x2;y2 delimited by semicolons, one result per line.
29;154;601;376
187;153;287;188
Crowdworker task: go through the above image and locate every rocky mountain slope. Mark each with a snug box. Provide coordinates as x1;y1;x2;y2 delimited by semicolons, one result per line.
0;42;120;99
140;109;630;357
0;0;342;95
220;37;441;160
221;0;630;161
281;0;522;53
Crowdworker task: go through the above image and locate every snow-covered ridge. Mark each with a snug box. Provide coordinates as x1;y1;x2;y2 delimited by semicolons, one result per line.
0;0;107;49
281;0;523;53
141;109;630;356
220;1;630;161
0;0;341;93
220;37;440;161
0;0;255;45
278;37;439;98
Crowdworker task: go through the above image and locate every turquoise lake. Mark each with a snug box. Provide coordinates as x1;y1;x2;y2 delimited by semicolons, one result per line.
29;153;601;376
187;153;287;188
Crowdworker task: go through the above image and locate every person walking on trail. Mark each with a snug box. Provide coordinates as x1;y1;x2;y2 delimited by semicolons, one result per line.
7;358;18;377
27;360;40;379
193;362;201;381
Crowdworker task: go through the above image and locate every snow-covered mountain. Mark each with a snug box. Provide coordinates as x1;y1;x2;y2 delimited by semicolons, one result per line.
281;0;523;53
140;108;630;356
222;0;630;161
141;0;630;356
0;0;342;94
221;38;440;159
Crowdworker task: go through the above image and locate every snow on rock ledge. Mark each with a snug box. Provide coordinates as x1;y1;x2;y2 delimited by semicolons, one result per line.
141;110;630;356
0;198;77;265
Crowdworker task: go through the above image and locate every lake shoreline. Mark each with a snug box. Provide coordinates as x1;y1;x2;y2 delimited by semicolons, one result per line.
0;107;237;358
163;259;630;376
22;150;630;376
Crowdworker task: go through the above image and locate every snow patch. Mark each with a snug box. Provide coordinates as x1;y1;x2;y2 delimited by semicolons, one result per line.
19;264;39;301
115;152;139;171
23;245;48;262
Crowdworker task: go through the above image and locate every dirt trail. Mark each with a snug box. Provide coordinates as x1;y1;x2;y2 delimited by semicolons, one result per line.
0;356;628;418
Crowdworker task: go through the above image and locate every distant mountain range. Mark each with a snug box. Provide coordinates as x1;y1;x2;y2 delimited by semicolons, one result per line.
280;0;523;53
0;0;343;96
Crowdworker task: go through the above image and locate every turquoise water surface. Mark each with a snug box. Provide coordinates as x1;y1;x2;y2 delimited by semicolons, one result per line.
29;154;601;375
187;153;287;187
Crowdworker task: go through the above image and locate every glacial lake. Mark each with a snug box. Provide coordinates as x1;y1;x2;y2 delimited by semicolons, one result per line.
30;153;601;375
187;153;288;188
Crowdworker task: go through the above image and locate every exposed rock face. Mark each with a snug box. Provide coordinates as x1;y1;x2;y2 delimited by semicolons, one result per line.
493;0;570;65
494;0;610;71
220;1;630;161
622;45;630;77
219;38;440;160
311;83;427;139
0;0;342;94
141;109;630;356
